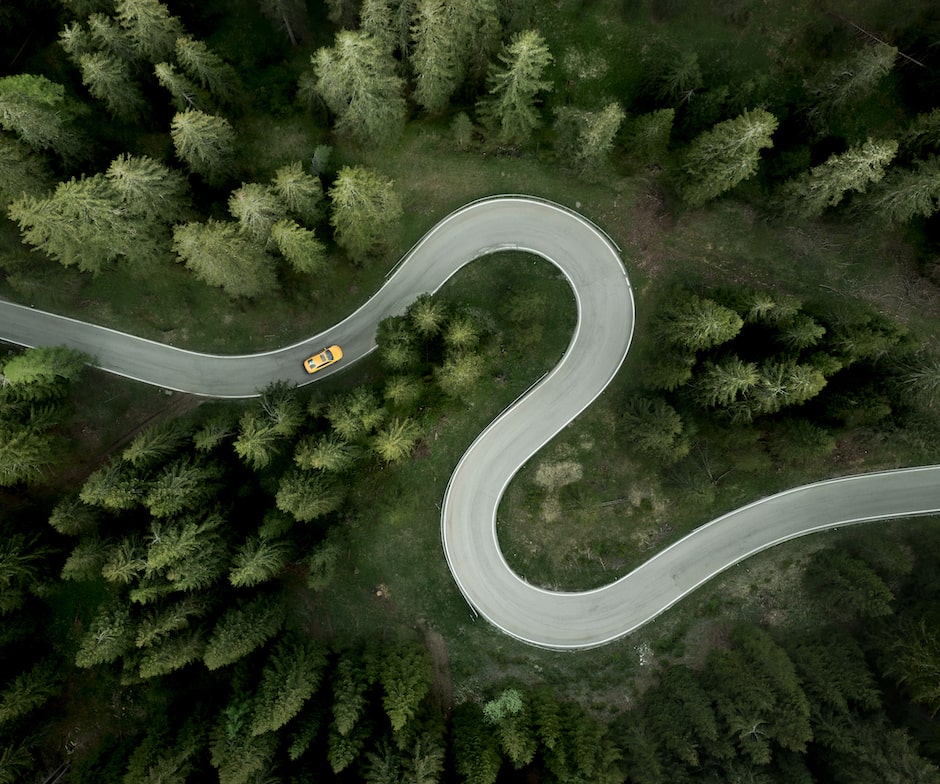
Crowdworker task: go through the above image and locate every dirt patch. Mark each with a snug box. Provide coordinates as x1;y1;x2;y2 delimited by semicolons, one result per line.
424;629;453;715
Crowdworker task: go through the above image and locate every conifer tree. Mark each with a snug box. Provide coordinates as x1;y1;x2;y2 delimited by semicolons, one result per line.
328;165;403;263
203;595;286;670
312;30;406;146
381;642;433;733
681;108;777;206
0;74;84;160
87;12;138;62
75;600;135;667
173;220;277;298
138;631;204;678
294;433;358;472
115;0;185;63
105;153;189;225
410;0;462;112
210;694;278;784
175;36;238;103
276;470;344;523
228;536;291;588
250;636;328;735
154;61;207;111
8;174;135;273
78;50;145;119
270;219;327;275
0;134;53;207
271;160;323;221
781;138;898;218
866;157;940;224
228;182;285;243
170;109;236;184
371;417;421;463
556;101;625;175
0;658;62;727
477;30;553;145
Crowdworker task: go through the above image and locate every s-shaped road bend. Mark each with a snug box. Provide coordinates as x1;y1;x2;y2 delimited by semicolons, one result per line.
2;195;940;650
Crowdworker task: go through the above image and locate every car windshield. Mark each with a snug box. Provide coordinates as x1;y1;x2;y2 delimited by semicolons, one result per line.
323;349;334;361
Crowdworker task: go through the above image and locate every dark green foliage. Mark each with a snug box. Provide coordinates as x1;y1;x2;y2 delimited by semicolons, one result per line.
476;29;553;145
681;109;777;206
229;536;290;588
210;692;279;784
452;703;502;784
203;594;286;670
380;642;433;734
0;74;84;160
75;599;135;667
250;636;327;735
805;548;895;619
0;658;61;727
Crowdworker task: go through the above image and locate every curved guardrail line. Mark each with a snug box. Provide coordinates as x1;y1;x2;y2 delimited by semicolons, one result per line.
2;195;939;650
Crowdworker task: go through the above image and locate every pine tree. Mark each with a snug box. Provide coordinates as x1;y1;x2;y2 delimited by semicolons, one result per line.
866;157;940;224
0;658;62;727
270;219;327;275
294;433;359;472
135;596;207;648
1;346;87;388
384;375;423;412
808;43;897;116
228;536;291;588
0;134;53;207
658;295;743;351
312;30;406;146
408;293;448;338
203;595;286;670
331;653;372;737
58;21;94;64
78;50;145;119
144;457;223;517
381;642;433;734
87;12;138;62
173;220;277;298
0;74;83;160
8;174;136;273
115;0;185;63
452;703;503;784
210;695;279;784
233;410;282;469
270;160;322;221
122;419;188;467
145;512;224;576
620;397;689;464
48;494;101;537
623;108;675;164
681;108;778;206
228;182;286;243
556;101;625;175
101;537;146;585
781;138;898;218
138;631;204;678
105;153;189;224
371;417;421;463
80;461;144;510
60;537;110;582
698;357;760;407
435;352;483;399
410;0;462;112
306;534;342;590
75;600;135;667
444;314;481;350
175;36;238;103
154;61;208;111
483;688;537;768
477;30;553;145
328;165;403;263
250;636;327;735
170;109;236;184
275;470;344;523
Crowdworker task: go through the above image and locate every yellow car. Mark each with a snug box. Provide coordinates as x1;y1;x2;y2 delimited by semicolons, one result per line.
303;345;343;374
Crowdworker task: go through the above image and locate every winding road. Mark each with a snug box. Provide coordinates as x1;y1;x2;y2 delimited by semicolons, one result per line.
3;195;940;649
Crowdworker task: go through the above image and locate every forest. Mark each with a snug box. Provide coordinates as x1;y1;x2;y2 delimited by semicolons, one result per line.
1;0;940;782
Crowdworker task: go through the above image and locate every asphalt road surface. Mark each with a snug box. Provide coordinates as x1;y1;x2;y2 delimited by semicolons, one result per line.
3;195;939;649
